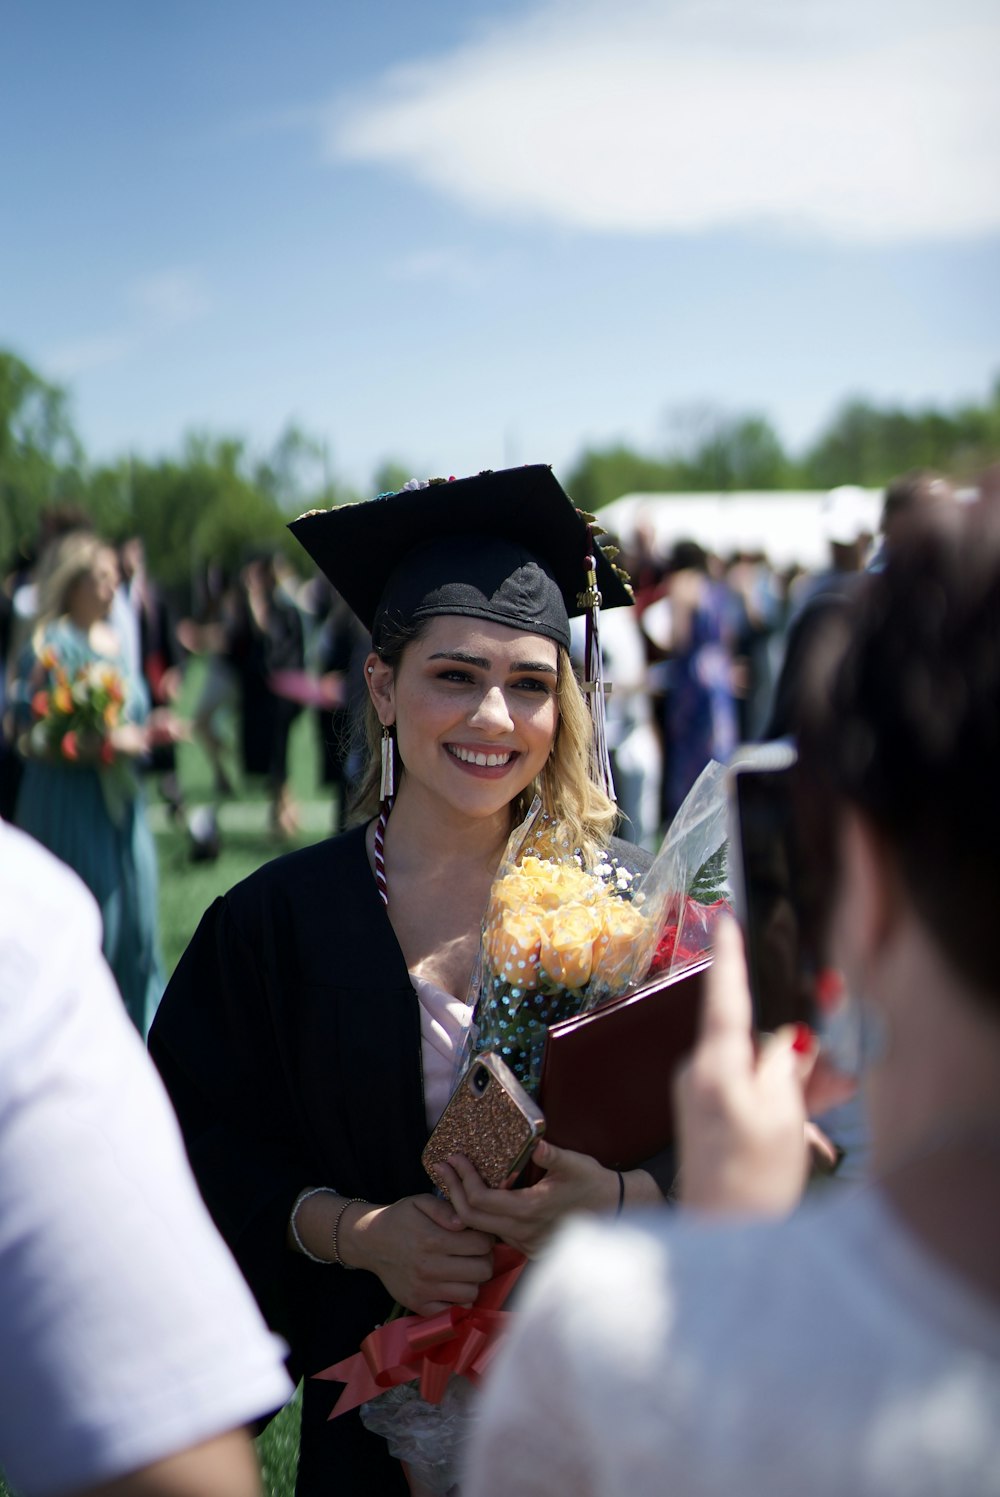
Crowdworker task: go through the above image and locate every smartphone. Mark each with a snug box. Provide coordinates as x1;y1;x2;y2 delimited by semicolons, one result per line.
422;1052;546;1198
727;741;824;1033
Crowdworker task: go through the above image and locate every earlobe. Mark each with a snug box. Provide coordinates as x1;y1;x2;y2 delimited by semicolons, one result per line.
364;653;395;726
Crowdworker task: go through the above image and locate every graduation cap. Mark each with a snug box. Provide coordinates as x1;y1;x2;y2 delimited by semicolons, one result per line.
289;465;633;798
288;465;632;655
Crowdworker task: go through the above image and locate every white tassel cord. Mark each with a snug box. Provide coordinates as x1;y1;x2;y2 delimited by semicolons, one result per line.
582;553;616;803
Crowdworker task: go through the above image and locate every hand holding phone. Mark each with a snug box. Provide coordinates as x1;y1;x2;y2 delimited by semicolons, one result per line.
422;1053;546;1199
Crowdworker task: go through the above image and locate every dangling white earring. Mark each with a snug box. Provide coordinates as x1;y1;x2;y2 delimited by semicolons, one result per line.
379;725;395;803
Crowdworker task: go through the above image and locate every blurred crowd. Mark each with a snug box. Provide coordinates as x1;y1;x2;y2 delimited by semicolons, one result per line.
1;462;998;1497
577;465;968;849
0;466;981;871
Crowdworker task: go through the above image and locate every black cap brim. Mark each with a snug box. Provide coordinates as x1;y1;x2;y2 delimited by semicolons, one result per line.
288;465;633;634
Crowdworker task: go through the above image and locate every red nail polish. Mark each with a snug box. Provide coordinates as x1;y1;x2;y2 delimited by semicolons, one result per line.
815;968;846;1012
791;1022;814;1055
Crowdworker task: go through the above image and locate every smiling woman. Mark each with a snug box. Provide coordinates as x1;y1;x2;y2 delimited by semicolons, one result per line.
366;617;560;828
148;466;660;1495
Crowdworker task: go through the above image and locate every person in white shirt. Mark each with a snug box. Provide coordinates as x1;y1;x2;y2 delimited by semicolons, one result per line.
466;500;1000;1497
0;818;293;1497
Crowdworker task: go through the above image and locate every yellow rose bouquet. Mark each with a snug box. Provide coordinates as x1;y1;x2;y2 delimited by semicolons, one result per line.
466;763;733;1097
469;802;662;1094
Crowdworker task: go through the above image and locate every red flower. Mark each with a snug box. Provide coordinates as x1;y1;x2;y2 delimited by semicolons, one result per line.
99;739;116;765
61;730;79;761
31;690;50;718
646;897;731;978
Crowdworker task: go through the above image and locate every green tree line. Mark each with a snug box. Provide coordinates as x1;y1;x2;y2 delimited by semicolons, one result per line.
2;348;998;603
565;389;1000;512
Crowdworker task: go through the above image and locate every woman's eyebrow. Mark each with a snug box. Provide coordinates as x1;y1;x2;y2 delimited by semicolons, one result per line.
427;650;556;674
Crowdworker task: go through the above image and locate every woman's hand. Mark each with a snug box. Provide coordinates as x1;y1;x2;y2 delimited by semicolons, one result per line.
109;712;189;760
436;1142;661;1258
342;1194;495;1317
109;722;150;758
673;915;827;1216
146;707;191;746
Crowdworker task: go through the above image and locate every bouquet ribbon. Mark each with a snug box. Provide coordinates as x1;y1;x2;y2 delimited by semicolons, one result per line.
313;1244;527;1418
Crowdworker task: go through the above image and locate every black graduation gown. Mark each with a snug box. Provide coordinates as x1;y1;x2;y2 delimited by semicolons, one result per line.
149;825;426;1495
149;824;654;1494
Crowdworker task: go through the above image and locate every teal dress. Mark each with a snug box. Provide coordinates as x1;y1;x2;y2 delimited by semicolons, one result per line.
13;618;165;1035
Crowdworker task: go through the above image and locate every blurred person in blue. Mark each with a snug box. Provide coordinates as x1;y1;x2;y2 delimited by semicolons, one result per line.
466;499;1000;1497
10;531;180;1035
651;539;740;823
0;817;293;1497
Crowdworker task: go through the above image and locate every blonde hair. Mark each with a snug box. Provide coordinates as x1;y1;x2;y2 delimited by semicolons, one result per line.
349;622;618;861
31;532;113;648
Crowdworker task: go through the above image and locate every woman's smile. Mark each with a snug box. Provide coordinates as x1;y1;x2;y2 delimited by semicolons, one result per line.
445;744;517;771
373;615;559;818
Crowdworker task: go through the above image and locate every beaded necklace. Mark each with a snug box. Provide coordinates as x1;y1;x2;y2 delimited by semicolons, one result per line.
374;801;391;907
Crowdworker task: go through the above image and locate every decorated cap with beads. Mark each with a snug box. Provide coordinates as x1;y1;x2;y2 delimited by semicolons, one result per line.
288;465;633;653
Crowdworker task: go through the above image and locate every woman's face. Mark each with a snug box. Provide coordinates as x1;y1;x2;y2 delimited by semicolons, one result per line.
373;615;560;822
68;546;120;625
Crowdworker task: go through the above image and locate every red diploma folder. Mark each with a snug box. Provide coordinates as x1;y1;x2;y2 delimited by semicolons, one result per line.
535;957;711;1171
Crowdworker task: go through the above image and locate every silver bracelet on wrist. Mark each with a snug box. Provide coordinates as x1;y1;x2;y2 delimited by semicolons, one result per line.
289;1186;339;1265
331;1196;367;1269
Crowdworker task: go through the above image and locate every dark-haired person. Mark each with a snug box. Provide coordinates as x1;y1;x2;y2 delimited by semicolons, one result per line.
149;468;667;1493
465;500;1000;1497
227;551;307;838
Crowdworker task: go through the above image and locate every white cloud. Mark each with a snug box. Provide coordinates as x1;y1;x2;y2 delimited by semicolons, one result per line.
43;268;211;379
45;333;134;380
387;245;495;287
326;0;1000;243
127;269;212;328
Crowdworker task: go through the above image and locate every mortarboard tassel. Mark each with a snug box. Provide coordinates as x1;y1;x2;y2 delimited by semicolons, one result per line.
579;548;616;804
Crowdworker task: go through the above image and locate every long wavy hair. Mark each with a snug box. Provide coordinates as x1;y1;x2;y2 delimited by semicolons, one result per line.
31;532;113;650
349;617;618;860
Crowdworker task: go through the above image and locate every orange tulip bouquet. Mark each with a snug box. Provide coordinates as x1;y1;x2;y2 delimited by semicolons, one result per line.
26;645;138;823
28;647;126;765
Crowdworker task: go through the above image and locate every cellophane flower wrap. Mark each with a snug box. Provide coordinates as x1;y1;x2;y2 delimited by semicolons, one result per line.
466;762;733;1093
643;759;733;980
317;1244;527;1496
466;798;660;1093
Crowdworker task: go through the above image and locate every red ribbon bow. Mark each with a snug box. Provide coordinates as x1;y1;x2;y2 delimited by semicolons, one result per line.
313;1244;526;1418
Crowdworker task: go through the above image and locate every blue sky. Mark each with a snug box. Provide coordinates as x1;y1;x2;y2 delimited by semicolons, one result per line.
2;0;998;494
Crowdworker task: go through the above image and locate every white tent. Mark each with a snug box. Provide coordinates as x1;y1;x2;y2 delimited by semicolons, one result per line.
597;490;883;572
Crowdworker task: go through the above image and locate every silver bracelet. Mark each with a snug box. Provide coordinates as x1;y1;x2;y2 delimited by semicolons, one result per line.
330;1196;367;1270
289;1186;339;1264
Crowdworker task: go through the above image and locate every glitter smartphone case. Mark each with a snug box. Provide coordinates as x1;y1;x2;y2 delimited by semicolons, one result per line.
422;1052;546;1197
